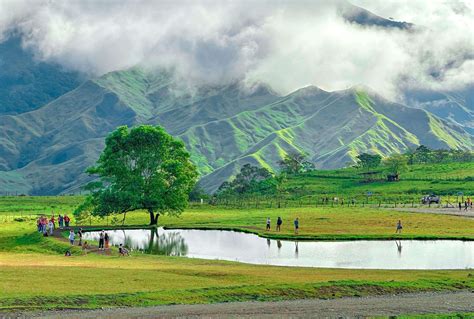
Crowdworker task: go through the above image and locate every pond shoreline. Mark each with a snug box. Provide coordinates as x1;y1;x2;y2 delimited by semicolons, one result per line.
68;224;474;242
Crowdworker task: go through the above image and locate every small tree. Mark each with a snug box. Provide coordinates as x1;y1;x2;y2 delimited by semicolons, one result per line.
279;152;313;174
80;125;198;226
412;145;432;164
356;153;382;171
384;154;408;176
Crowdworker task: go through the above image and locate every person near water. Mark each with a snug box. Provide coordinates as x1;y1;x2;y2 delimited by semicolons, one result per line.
69;230;75;245
396;220;403;234
276;217;282;232
78;228;83;246
48;219;54;235
99;230;105;250
119;244;129;256
58;215;64;228
294;217;299;234
64;215;70;227
104;232;110;249
64;250;71;257
266;217;271;231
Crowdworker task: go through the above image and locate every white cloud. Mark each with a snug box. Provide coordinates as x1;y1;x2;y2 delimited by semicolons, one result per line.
0;0;473;99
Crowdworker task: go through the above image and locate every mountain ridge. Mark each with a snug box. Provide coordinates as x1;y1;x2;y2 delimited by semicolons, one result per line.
1;67;472;195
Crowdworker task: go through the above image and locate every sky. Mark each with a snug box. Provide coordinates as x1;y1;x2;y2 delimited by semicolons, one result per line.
0;0;473;100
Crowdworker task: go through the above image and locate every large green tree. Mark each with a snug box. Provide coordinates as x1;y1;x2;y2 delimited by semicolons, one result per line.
82;125;197;225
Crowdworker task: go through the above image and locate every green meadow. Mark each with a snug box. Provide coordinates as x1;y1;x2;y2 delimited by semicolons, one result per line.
1;195;474;311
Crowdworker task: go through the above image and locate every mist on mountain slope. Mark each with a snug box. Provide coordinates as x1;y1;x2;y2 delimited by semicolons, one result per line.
0;0;473;101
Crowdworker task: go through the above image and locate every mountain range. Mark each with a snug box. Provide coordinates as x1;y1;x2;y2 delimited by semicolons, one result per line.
0;4;473;195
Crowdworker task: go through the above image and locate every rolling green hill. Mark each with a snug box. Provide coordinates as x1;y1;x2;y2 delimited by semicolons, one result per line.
281;162;474;204
0;36;84;115
0;68;473;195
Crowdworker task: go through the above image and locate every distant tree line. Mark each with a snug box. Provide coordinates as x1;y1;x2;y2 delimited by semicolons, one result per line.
213;146;473;199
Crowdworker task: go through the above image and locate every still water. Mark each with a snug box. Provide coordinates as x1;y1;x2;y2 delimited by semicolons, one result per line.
83;228;474;269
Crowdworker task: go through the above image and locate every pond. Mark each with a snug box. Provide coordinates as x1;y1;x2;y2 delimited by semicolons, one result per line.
83;228;474;270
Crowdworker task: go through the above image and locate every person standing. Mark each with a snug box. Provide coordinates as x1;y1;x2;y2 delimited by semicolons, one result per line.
69;230;75;245
294;217;299;235
41;216;47;233
104;232;110;249
50;214;56;228
64;215;70;227
48;219;54;235
276;217;282;232
78;228;83;246
58;215;64;228
459;202;462;211
465;201;469;211
396;220;403;234
99;230;105;250
266;218;271;231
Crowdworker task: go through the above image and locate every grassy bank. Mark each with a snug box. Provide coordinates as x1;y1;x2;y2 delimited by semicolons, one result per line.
1;251;474;310
1;196;474;311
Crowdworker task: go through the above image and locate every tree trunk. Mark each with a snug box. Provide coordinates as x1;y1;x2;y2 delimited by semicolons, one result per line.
148;209;160;226
149;209;157;225
121;212;127;226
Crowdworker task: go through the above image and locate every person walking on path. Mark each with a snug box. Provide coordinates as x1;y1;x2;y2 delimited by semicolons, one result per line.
50;215;55;228
294;217;299;235
396;220;403;234
64;215;70;227
69;230;75;245
459;202;462;211
104;232;110;249
99;230;105;250
266;218;271;231
464;201;469;211
276;217;282;232
58;215;63;228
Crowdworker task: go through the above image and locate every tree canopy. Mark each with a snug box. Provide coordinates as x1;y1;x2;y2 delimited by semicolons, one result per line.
279;152;314;174
384;154;408;176
79;125;197;225
356;153;382;171
216;164;275;196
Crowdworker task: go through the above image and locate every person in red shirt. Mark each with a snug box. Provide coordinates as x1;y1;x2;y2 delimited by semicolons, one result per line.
64;215;70;227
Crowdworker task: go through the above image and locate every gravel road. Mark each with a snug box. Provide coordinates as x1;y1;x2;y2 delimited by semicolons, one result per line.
4;290;474;319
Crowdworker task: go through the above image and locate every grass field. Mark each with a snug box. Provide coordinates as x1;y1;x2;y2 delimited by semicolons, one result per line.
1;196;474;313
282;162;474;203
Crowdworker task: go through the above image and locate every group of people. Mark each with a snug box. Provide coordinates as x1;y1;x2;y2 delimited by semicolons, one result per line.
458;198;473;211
266;217;299;234
66;229;129;256
36;215;55;236
36;214;71;236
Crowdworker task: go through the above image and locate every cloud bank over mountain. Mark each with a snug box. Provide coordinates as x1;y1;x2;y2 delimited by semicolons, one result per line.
0;0;473;100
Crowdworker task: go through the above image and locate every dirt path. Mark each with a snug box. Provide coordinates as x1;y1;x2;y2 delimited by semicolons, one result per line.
7;291;473;319
387;207;474;218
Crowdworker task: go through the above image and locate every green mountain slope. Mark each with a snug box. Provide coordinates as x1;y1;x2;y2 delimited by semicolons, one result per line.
0;68;472;195
0;36;84;115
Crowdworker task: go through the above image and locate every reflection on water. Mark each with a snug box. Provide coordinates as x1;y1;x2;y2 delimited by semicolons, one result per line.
83;228;474;270
396;240;403;257
83;228;188;256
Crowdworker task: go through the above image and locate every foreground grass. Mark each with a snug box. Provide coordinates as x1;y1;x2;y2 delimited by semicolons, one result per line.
1;251;473;310
1;196;474;311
